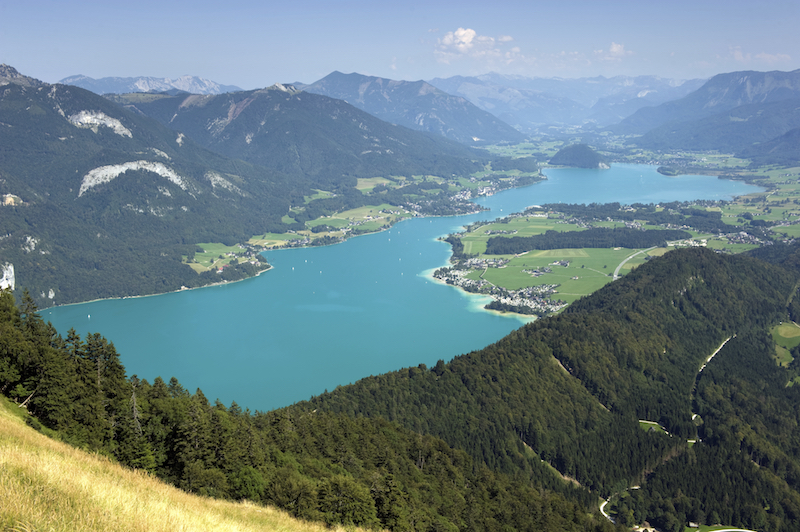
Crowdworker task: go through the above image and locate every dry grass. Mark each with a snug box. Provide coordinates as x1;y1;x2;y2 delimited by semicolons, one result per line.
0;398;359;532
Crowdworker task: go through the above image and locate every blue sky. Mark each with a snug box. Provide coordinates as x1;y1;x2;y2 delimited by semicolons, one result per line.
2;0;798;88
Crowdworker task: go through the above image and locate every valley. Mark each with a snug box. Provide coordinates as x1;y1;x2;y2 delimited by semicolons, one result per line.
4;59;800;532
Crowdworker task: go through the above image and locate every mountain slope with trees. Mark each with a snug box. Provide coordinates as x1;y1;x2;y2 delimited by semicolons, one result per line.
6;245;800;530
633;97;800;155
0;66;292;307
1;65;506;307
108;86;485;192
549;144;608;168
292;246;800;531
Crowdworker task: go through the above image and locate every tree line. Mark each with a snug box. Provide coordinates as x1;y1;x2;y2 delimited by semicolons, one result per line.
485;227;692;255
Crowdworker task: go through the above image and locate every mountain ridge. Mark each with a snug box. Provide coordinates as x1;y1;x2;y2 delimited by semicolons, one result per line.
611;68;800;135
59;73;243;95
427;72;706;129
301;71;524;145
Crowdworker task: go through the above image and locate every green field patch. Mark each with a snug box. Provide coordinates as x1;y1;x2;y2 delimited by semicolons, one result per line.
647;248;670;257
301;204;412;238
773;322;800;344
771;322;800;367
356;177;392;191
186;242;247;271
475;247;649;302
705;239;761;253
307;217;350;229
775;346;793;367
638;420;668;435
248;233;293;248
773;224;800;238
281;214;297;224
461;218;583;256
303;189;335;203
528;249;589;258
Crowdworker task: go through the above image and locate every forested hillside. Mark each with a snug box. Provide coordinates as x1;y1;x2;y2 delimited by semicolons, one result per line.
610;69;800;135
549;144;607;168
294;246;800;531
484;227;691;255
0;71;286;306
109;86;485;190
6;246;800;530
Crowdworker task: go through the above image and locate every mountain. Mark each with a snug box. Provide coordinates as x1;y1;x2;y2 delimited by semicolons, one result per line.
300;71;524;145
59;74;243;95
427;73;705;129
611;69;800;135
0;65;293;307
633;97;800;154
294;245;800;531
107;85;484;191
738;126;800;166
549;144;608;168
0;63;42;88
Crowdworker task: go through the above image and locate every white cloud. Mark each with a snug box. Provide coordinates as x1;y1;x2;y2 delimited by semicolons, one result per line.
756;52;792;63
435;27;523;66
439;27;479;54
731;46;792;65
594;42;633;62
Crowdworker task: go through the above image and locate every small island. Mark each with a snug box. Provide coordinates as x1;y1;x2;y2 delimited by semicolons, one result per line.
549;143;609;169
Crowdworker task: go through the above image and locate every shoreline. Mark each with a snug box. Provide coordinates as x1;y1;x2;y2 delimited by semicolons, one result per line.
46;264;272;311
422;265;536;324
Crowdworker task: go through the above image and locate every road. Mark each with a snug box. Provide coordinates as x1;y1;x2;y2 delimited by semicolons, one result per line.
613;247;657;280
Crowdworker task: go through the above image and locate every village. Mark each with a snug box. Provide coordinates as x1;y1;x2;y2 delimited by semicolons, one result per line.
433;260;567;316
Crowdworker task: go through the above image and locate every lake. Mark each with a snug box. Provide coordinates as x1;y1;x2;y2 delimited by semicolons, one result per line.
46;165;761;411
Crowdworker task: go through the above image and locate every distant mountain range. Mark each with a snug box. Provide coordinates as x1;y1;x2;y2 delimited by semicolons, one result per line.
427;73;706;130
611;69;800;135
300;71;524;145
609;69;800;164
59;74;243;95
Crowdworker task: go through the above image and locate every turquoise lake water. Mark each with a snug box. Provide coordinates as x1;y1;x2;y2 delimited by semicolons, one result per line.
46;165;762;411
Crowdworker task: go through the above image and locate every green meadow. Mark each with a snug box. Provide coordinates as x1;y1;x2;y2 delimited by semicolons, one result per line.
184;243;248;272
465;245;657;303
771;321;800;366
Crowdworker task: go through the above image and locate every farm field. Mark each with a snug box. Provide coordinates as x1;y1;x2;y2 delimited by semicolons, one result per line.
185;243;249;272
466;246;657;303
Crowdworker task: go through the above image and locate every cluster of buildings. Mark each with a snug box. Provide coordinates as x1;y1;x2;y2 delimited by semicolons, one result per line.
433;266;566;316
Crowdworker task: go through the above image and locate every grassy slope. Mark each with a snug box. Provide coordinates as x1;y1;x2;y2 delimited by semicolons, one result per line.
0;397;360;532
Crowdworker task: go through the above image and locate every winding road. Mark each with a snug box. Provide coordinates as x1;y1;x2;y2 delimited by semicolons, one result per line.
613;247;657;280
599;336;735;524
